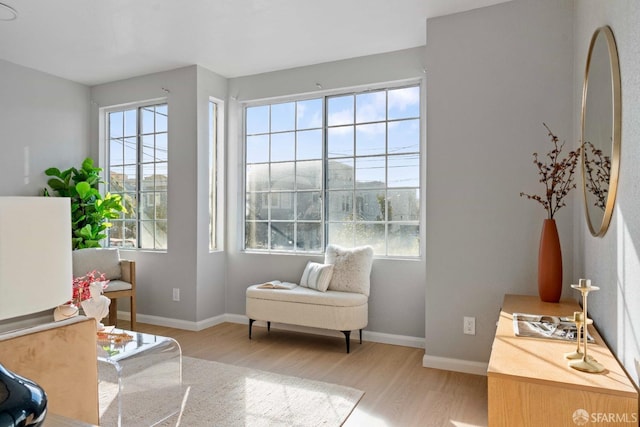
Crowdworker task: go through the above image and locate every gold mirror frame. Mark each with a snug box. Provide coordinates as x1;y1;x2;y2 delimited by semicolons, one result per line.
581;26;621;237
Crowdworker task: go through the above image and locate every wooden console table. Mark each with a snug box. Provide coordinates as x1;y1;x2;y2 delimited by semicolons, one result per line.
488;294;638;426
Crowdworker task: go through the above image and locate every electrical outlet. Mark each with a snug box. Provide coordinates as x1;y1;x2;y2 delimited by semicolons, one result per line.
464;316;476;335
172;288;180;302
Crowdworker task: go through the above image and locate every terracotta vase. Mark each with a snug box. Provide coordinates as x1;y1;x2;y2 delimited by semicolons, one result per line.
538;218;563;302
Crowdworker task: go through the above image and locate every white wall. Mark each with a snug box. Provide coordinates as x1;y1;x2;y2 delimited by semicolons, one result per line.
225;48;428;339
424;0;574;364
573;0;640;386
0;59;89;196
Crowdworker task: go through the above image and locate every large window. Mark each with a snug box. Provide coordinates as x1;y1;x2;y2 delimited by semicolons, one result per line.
106;103;168;250
244;84;421;257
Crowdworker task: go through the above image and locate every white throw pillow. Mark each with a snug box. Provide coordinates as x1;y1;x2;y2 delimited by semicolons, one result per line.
299;262;334;292
324;245;374;296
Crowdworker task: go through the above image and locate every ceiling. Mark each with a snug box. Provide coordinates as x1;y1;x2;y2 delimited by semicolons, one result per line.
0;0;510;86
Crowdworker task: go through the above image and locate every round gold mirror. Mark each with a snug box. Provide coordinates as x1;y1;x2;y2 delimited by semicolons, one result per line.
581;26;621;237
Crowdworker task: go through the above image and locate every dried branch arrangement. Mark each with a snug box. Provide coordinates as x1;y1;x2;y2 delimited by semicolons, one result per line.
520;124;581;219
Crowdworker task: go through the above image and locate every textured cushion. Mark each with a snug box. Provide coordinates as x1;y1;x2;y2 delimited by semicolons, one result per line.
103;280;132;293
246;284;367;307
324;245;374;296
72;248;122;280
299;262;334;292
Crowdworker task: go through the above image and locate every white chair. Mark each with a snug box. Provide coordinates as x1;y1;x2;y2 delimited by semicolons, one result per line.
72;248;136;330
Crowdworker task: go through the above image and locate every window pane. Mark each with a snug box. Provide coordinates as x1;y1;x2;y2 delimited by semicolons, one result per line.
247;105;269;135
141;164;155;191
123;193;137;219
154;222;167;249
123;220;137;247
328;158;353;190
140;220;155;248
327;222;354;248
388;224;419;256
297;192;321;220
296;160;321;190
140;192;154;220
246;135;269;164
155;221;168;250
297;223;321;251
155;105;168;133
388;154;419;187
356;91;386;123
245;222;268;249
155;192;167;220
356;123;386;156
356;156;385;188
388;119;419;154
388;189;419;221
110;139;124;165
297;99;322;130
271;102;295;132
270;222;294;250
297;130;322;160
246;164;269;191
270;162;295;190
328;126;354;158
141;107;154;134
270;192;294;220
109;112;123;138
355;190;385;221
246;193;267;221
110;167;124;191
355;223;385;253
155;163;168;189
124;137;137;164
142;135;154;163
124;109;137;137
156;133;168;161
328;95;354;126
388;86;420;120
327;190;353;221
271;132;295;162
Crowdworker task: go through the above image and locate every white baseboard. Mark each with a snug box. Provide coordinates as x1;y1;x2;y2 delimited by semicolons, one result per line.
422;353;488;376
122;311;424;349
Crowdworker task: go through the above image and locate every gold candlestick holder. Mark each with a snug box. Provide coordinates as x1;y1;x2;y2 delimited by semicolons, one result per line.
568;279;604;373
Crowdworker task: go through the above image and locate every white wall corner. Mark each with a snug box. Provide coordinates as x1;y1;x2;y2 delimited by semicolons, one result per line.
422;353;488;376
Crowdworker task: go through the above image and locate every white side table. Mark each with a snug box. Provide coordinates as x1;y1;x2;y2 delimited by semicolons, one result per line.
97;329;182;427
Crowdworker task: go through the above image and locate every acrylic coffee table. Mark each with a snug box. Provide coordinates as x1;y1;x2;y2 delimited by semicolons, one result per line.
97;328;182;427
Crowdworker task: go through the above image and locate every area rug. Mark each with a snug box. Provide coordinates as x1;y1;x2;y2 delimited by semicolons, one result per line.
99;356;364;426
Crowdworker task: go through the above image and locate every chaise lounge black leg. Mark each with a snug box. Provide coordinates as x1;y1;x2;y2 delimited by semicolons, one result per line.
249;318;255;339
342;330;351;353
359;329;363;344
267;321;271;333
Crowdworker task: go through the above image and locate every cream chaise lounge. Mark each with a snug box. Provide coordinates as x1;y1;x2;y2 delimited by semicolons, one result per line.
246;245;374;353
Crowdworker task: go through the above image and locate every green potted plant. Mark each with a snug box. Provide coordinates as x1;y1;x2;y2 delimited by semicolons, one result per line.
44;157;125;249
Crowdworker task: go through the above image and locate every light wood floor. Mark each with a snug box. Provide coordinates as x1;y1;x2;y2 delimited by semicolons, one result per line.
124;321;488;427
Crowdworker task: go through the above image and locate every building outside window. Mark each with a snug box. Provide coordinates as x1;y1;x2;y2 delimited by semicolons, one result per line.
106;102;168;250
244;83;421;257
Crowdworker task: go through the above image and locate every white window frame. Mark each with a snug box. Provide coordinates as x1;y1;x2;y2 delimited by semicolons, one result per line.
242;80;424;258
100;98;169;251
